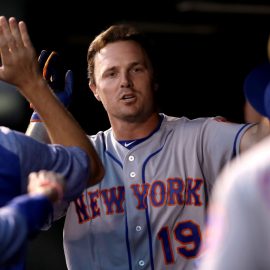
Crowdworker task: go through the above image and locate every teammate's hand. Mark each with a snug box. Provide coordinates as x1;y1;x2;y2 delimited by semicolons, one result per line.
28;170;65;203
39;50;73;106
30;50;73;122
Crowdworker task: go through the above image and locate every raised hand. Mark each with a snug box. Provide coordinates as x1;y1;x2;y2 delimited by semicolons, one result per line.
0;16;40;93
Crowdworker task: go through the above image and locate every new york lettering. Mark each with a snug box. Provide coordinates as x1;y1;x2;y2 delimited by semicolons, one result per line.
74;177;203;224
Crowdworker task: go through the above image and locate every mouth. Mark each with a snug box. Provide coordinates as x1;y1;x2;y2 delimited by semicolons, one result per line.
122;94;135;100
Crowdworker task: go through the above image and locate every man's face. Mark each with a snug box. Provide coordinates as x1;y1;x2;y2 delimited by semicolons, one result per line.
90;40;156;123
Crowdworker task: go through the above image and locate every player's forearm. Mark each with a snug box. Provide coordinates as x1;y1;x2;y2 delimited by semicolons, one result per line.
22;78;104;184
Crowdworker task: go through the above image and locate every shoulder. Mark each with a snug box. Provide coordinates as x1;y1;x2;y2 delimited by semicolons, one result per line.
87;128;113;153
161;113;209;126
161;113;229;132
87;128;112;142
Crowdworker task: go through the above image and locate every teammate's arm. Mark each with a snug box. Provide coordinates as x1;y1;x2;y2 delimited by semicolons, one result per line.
0;170;65;264
0;16;104;185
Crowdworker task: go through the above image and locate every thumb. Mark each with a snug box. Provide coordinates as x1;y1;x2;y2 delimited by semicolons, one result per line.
38;50;51;73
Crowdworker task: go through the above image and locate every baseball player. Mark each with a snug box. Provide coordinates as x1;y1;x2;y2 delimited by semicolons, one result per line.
0;16;104;269
0;170;65;267
197;61;270;270
26;24;270;269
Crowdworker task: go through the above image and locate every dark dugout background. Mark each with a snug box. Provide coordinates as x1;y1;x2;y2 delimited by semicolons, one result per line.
1;0;270;269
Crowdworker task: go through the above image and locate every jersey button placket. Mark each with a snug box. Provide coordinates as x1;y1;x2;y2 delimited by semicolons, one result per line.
128;155;136;179
138;260;145;267
128;155;135;161
126;154;146;268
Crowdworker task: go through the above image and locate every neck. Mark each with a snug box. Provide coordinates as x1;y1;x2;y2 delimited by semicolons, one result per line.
111;113;160;141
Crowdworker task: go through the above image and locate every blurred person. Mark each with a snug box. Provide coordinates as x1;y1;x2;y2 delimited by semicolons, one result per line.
242;62;270;144
198;62;270;270
244;99;263;123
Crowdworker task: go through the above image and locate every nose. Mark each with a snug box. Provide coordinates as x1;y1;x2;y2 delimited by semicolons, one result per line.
120;72;132;88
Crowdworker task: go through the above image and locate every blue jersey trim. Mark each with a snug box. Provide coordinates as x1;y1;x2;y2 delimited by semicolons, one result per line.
118;114;164;149
125;209;132;270
232;123;252;158
141;130;172;270
142;148;163;270
102;133;123;169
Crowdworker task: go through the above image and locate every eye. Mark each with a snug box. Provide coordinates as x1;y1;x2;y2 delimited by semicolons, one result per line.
108;71;116;77
104;70;117;79
132;65;144;73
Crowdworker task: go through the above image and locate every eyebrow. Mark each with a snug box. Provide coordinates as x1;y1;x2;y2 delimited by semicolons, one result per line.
103;61;144;73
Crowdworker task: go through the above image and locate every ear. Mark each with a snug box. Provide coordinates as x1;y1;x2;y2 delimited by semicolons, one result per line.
89;82;101;101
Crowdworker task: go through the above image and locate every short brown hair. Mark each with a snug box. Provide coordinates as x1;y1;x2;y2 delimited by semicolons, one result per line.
87;24;158;85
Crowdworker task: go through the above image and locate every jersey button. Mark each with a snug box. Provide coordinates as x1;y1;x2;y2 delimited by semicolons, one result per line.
136;225;142;232
128;155;135;161
138;260;145;267
130;172;136;177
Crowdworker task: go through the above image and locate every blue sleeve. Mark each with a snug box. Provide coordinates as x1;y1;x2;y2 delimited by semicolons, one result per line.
0;127;90;201
0;194;52;265
0;144;21;207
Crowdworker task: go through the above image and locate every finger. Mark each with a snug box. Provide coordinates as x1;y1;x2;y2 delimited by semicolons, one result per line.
0;16;16;53
27;172;38;192
28;171;36;180
9;17;24;48
44;51;66;91
0;24;9;57
65;70;73;96
38;49;50;71
18;20;33;49
43;51;58;80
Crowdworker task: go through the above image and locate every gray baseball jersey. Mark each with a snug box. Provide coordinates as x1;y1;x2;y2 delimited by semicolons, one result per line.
61;114;251;270
198;135;270;270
